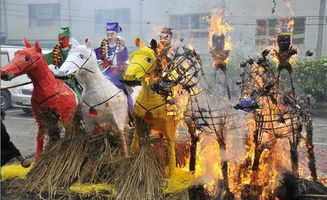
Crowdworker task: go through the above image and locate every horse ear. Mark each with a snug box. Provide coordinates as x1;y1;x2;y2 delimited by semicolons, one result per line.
150;39;157;50
85;38;91;48
34;41;42;53
134;37;144;47
23;38;32;48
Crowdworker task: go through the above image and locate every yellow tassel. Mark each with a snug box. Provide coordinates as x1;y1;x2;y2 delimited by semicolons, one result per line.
1;163;33;181
100;39;107;60
69;182;116;195
163;168;195;194
53;44;61;68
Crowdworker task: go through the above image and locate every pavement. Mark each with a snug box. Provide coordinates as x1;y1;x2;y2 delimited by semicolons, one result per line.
2;106;327;176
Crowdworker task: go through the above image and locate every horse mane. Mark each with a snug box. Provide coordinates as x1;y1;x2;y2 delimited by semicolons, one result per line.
70;45;92;55
129;46;157;61
15;50;31;57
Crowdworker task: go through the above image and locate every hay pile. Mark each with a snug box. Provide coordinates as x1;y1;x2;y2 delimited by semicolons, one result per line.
112;116;164;200
6;106;123;199
2;108;194;200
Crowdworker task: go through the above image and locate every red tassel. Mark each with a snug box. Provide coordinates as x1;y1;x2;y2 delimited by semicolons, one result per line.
144;111;153;121
89;108;97;117
94;125;105;134
103;60;110;68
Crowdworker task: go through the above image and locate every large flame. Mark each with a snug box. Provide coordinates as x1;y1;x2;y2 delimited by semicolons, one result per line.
207;9;233;49
227;63;293;199
207;9;233;69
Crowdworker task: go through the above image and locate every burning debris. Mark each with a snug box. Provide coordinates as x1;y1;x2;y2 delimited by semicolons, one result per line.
233;41;324;199
207;9;233;100
208;9;233;72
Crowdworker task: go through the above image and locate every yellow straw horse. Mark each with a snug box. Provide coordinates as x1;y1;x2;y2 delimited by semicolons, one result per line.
122;39;178;177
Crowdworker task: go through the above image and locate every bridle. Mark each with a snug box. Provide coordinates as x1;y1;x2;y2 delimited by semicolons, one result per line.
6;53;42;86
8;52;72;105
128;53;158;79
64;49;95;74
11;55;42;74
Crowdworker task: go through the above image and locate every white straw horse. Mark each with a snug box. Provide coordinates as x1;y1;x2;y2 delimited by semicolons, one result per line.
59;39;129;155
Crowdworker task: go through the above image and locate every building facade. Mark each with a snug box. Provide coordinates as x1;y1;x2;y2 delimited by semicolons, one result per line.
1;0;326;58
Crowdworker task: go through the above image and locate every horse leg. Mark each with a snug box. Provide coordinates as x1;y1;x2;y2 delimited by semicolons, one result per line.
122;125;129;156
131;128;139;152
165;118;178;177
35;122;44;160
112;102;130;157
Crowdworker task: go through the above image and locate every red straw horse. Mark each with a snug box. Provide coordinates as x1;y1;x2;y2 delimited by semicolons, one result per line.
0;39;77;159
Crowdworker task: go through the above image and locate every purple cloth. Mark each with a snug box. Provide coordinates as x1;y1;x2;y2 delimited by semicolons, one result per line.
102;67;134;114
94;45;133;114
239;98;258;112
94;46;128;66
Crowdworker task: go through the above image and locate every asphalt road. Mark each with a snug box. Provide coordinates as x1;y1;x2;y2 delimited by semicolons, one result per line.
2;108;37;157
2;107;327;157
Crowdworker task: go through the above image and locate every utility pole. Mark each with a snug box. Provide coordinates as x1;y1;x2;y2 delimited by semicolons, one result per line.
317;0;326;57
139;0;144;39
3;0;8;44
68;0;72;30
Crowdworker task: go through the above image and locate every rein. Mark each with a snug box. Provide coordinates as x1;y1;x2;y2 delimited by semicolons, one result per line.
0;81;32;90
35;89;70;105
129;54;158;79
135;100;166;114
9;54;43;87
12;56;42;74
83;90;122;110
65;50;95;74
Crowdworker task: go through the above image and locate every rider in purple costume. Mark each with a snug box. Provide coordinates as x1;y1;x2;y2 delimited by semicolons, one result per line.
94;22;134;115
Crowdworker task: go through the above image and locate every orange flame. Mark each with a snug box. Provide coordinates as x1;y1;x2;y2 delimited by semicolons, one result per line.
207;9;233;51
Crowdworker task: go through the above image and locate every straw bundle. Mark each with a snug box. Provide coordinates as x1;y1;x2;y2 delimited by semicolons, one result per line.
112;116;164;200
13;106;123;198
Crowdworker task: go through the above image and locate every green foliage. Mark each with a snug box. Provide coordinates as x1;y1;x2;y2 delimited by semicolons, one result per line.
294;57;327;102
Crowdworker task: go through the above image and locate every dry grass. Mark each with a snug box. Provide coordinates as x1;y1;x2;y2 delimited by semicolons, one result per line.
153;137;190;168
112;116;164;200
2;109;193;199
8;106;123;199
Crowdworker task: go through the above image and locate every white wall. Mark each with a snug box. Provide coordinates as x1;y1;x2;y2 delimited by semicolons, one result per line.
5;0;68;45
2;0;326;57
1;0;6;43
67;0;170;50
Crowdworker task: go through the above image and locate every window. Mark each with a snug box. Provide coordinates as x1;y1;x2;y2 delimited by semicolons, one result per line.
256;19;266;36
292;38;304;44
28;4;61;27
191;14;200;29
268;19;278;36
255;17;306;46
179;15;189;30
1;52;10;67
95;8;131;33
293;17;305;35
170;13;209;38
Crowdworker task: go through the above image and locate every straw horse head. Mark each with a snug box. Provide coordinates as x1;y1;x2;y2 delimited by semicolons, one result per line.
0;39;78;159
121;38;180;176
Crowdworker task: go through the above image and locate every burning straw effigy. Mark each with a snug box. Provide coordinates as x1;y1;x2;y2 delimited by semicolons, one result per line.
233;45;326;199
